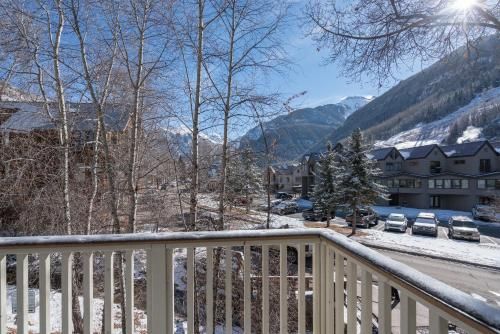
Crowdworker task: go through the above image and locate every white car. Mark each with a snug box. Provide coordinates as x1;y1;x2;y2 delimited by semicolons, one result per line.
472;204;497;222
412;212;438;237
448;216;480;241
384;213;408;232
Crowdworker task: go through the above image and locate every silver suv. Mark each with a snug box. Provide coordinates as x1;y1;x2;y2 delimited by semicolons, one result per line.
412;212;438;237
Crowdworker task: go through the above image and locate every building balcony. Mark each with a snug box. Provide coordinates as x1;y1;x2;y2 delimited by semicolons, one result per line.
0;229;499;334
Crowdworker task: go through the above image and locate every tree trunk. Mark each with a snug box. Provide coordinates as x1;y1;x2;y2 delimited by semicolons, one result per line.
351;204;357;235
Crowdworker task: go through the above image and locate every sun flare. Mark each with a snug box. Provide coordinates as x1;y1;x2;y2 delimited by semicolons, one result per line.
450;0;478;11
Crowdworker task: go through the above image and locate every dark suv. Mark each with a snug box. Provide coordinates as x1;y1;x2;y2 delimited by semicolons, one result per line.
275;192;293;200
346;207;378;228
302;205;335;221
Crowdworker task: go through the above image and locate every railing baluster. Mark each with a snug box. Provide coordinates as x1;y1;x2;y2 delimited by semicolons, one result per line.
61;252;73;334
262;245;269;334
378;279;391;334
125;250;135;334
150;244;168;333
320;244;326;334
298;243;306;334
206;247;214;334
346;259;357;334
0;254;5;333
105;251;114;334
83;252;93;334
147;248;152;332
429;309;448;334
400;291;416;334
166;248;174;334
280;243;288;334
334;252;345;334
313;243;321;334
244;245;251;333
16;253;28;334
39;253;50;334
225;247;232;334
361;269;372;334
187;247;195;334
325;248;333;332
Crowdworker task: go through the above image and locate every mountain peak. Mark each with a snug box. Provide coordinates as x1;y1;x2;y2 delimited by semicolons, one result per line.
337;96;374;117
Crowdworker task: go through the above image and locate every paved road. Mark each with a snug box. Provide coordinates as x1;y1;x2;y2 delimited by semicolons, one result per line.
379;249;500;308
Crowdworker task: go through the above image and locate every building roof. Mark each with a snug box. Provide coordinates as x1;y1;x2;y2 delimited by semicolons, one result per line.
440;140;493;158
399;144;442;160
0;102;130;133
367;147;393;161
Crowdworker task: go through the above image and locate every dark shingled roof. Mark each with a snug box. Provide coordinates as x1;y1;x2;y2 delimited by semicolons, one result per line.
0;102;129;133
399;144;440;160
367;147;393;160
490;141;500;154
440;141;490;157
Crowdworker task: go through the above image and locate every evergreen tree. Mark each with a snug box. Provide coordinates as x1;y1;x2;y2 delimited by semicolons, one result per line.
338;129;388;235
226;149;263;213
312;143;340;227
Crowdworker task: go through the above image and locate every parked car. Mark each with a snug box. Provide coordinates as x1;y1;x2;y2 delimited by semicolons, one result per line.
448;216;480;241
258;199;282;211
234;196;253;205
384;213;408;232
271;201;299;215
346;207;378;228
472;204;497;222
412;212;438;237
302;205;335;221
275;192;293;200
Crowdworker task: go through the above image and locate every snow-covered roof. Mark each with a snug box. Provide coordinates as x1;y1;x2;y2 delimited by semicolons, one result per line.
398;144;441;160
0;102;129;133
367;147;394;160
441;141;494;158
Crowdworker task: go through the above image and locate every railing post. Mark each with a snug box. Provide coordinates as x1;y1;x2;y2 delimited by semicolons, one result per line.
361;269;373;334
346;259;357;334
166;248;174;334
187;247;195;334
313;243;321;334
104;251;114;334
149;244;168;334
225;247;232;334
280;243;288;334
325;248;333;332
39;253;51;334
429;309;448;334
378;279;391;334
244;245;251;333
83;252;93;334
298;243;306;334
400;291;416;334
334;251;345;334
262;245;269;334
206;247;214;334
0;254;5;333
16;253;28;334
320;244;326;334
61;252;73;334
125;250;135;334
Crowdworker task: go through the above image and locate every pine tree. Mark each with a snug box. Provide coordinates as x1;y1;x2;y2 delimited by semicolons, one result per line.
312;143;339;227
338;129;388;235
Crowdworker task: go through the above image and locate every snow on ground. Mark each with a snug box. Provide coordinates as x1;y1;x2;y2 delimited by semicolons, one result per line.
457;125;483;144
374;86;500;148
5;286;148;333
356;228;500;267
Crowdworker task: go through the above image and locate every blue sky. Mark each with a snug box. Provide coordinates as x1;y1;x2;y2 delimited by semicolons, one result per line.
271;2;426;108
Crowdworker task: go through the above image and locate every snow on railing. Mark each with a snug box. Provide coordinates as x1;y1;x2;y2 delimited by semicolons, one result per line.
0;229;498;334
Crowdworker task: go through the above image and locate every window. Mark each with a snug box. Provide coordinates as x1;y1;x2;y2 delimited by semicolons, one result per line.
461;180;469;189
479;159;491;173
444;179;451;189
478;179;500;190
435;179;443;189
430;161;441;174
428;180;434;189
454;160;465;165
430;195;440;208
386;162;401;171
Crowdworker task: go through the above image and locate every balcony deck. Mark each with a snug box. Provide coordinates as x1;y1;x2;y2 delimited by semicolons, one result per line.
0;229;499;333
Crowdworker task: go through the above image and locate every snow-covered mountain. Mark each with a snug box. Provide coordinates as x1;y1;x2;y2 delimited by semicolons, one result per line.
374;86;500;149
162;126;222;157
239;96;373;162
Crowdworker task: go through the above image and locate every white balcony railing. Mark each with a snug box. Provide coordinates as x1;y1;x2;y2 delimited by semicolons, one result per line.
0;229;499;334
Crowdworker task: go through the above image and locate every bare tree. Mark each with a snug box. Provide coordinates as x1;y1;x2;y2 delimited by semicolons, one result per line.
306;0;500;83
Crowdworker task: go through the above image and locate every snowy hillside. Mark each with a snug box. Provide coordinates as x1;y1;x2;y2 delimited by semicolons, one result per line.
374;87;500;149
162;126;222;157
